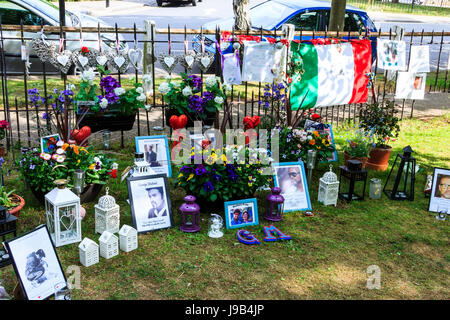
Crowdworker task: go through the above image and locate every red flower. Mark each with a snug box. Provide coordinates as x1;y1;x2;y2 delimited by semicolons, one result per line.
81;46;90;54
109;169;117;179
287;77;293;84
311;113;321;120
0;120;9;129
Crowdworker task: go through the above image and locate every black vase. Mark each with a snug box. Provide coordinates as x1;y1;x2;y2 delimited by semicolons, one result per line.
77;112;136;133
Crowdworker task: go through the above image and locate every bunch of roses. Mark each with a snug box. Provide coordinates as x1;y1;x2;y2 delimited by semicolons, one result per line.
17;140;115;194
173;145;272;202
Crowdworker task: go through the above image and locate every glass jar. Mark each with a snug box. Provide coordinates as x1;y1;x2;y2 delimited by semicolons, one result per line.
369;178;382;199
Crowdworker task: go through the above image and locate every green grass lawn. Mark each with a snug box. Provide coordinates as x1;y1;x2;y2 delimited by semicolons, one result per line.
0;113;449;300
346;0;450;17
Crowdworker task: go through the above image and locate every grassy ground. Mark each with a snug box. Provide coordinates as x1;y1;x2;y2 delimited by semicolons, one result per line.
0;113;449;300
347;0;450;17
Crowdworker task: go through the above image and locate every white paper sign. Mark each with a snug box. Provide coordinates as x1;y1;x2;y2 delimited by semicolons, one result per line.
377;39;407;71
242;42;285;83
395;72;426;100
409;45;430;73
222;52;242;85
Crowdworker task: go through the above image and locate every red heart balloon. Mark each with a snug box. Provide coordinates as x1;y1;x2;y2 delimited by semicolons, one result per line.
169;115;188;130
71;126;91;146
243;116;261;129
252;116;260;127
201;140;211;149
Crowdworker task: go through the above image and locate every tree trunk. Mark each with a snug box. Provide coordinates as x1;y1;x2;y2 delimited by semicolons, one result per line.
233;0;251;31
328;0;347;32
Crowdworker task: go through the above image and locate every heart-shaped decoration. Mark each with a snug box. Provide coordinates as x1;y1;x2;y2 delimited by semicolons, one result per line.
179;52;196;71
96;55;108;66
114;56;125;68
185;55;194;67
31;39;56;63
164;56;175;68
201;140;212;150
243;116;261;129
169;115;188;130
71;126;91;146
78;55;89;67
196;52;214;72
57;55;69;66
128;48;143;70
158;53;178;74
201;57;211;68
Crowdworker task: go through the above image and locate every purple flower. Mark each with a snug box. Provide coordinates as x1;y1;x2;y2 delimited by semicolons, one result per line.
29;164;36;170
212;173;221;181
188;75;202;90
203;181;214;192
195;164;207;176
0;157;4;168
188;95;204;113
100;76;121;93
202;91;214;101
105;92;119;105
42;112;49;120
180;165;192;173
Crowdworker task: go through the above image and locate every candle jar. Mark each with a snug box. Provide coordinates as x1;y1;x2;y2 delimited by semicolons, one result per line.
369;178;382;200
102;130;111;150
73;169;85;197
306;149;317;181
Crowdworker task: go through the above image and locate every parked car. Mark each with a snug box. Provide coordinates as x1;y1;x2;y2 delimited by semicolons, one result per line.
193;0;377;60
157;0;202;7
0;0;127;75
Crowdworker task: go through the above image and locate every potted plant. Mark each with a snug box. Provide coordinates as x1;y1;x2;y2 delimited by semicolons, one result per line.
0;186;25;217
0;120;9;157
74;68;149;133
359;100;400;171
158;73;225;127
342;130;373;168
16;142;116;204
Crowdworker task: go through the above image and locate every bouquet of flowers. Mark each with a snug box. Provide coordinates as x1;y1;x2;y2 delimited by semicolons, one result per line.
75;69;148;116
158;73;226;122
174;145;272;202
273;126;335;163
0;120;9;141
342;129;374;158
17;140;115;194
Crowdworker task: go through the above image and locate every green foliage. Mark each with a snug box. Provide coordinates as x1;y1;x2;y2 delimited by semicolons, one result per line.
0;186;17;208
359;100;400;148
341;129;374;158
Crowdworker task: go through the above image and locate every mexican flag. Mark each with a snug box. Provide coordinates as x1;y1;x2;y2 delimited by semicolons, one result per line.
289;39;372;110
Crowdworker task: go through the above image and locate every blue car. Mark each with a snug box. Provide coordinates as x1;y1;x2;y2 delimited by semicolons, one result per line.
193;0;377;60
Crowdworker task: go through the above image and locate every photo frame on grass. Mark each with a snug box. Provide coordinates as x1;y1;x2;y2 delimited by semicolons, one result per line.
127;174;174;234
428;167;450;214
135;135;172;177
40;134;61;153
4;225;67;300
272;162;312;212
224;198;259;229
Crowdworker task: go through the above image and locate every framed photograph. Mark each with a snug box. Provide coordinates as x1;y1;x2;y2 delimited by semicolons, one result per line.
190;133;205;153
428;167;450;214
135;135;172;177
4;225;67;300
272;162;312;212
127;174;174;234
224;198;259;229
40;134;61;153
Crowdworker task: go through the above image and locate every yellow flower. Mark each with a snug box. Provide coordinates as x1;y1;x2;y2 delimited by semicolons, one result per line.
89;163;95;170
205;156;215;165
248;183;253;187
238;167;242;171
187;173;195;181
248;176;253;180
77;159;80;165
62;143;69;151
80;147;88;154
246;165;250;168
178;173;183;178
190;152;195;157
222;154;227;162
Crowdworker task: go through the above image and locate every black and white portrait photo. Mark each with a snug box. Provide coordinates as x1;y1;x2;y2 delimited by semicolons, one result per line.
428;167;450;214
135;135;172;177
127;174;173;233
4;226;66;300
272;162;312;212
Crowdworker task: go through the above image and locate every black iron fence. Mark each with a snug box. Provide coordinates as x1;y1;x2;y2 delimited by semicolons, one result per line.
0;21;449;153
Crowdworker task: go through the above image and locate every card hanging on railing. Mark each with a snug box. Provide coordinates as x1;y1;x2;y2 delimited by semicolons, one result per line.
377;39;407;71
289;39;372;111
395;72;426;100
222;50;242;85
409;45;430;73
242;41;285;83
93;35;109;67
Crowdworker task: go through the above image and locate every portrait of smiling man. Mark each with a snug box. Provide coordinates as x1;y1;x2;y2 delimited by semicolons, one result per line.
146;186;167;219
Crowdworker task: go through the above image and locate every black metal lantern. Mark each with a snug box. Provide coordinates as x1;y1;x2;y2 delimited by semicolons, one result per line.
338;160;368;202
383;146;416;201
0;206;17;242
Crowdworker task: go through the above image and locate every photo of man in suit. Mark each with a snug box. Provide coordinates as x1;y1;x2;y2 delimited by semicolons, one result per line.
148;145;158;167
146;186;167;219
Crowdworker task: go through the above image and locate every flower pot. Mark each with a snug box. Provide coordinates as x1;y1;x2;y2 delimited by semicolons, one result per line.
366;146;393;171
343;151;368;168
77;112;136;133
8;194;25;217
30;183;104;205
164;108;216;128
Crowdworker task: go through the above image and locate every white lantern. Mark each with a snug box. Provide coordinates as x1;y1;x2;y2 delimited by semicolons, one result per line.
45;179;82;247
78;237;99;267
99;231;119;259
318;165;340;207
119;225;138;253
95;187;120;234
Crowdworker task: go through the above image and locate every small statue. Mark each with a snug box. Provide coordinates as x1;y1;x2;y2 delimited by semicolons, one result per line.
208;213;224;238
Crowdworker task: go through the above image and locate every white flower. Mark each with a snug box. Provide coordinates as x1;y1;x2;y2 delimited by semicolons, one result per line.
172;81;180;88
81;69;95;83
136;94;146;102
56;155;65;163
182;86;192;97
144;104;152;111
56;148;65;155
56;140;64;147
66;83;75;91
158;82;171;94
223;84;232;92
94;157;101;164
205;76;216;87
99;97;108;109
142;74;152;83
136;87;144;94
114;87;126;96
214;96;224;104
307;135;312;141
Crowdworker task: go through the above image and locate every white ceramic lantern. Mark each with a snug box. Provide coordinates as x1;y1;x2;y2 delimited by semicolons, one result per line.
45;179;82;247
318;165;340;207
95;187;120;234
119;225;138;253
78;237;99;267
99;231;119;259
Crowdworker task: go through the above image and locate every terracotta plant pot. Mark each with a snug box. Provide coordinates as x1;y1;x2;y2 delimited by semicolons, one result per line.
366;146;393;171
8;194;25;217
343;151;368;168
